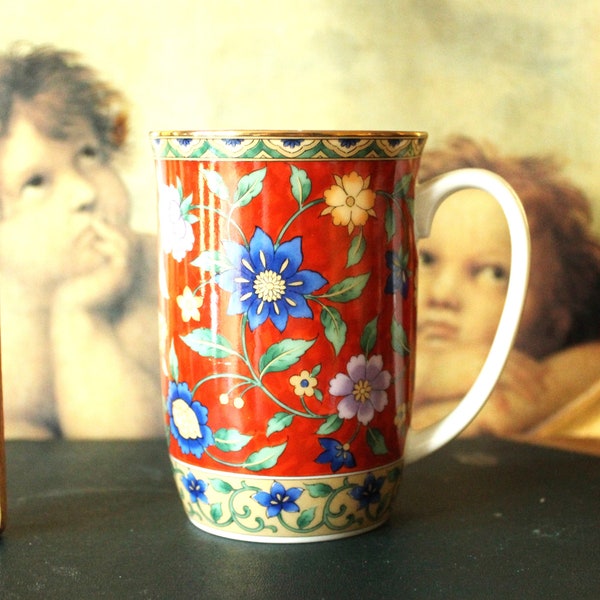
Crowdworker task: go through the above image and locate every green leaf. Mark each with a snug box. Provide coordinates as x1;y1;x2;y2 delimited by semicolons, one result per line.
201;168;230;201
213;428;253;452
361;316;378;356
325;273;370;302
181;328;236;359
366;427;389;455
387;467;402;482
290;165;311;206
346;233;366;267
297;507;316;529
259;338;316;376
210;503;223;522
391;318;410;356
190;249;231;274
209;478;234;494
243;442;287;471
306;482;333;498
266;412;294;437
316;414;344;435
393;174;412;200
385;205;396;242
180;192;194;216
169;340;179;382
321;306;347;356
234;167;267;207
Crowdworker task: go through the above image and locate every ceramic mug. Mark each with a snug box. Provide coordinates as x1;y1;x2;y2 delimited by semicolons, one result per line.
150;131;529;542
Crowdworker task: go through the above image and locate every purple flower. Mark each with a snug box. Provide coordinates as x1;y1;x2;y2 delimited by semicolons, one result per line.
315;438;356;472
181;472;209;504
253;481;303;518
215;227;327;331
350;473;384;509
329;354;391;426
385;249;410;296
167;381;214;458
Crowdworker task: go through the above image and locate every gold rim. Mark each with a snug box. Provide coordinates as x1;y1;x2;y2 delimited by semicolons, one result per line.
149;129;428;139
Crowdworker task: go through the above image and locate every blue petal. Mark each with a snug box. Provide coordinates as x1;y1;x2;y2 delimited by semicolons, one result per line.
281;501;300;513
284;293;313;320
253;491;274;508
191;402;209;427
221;239;248;266
274;237;302;275
268;303;290;332
248;228;275;270
266;504;282;518
270;481;286;498
215;267;237;293
284;487;303;502
288;269;327;294
247;297;271;330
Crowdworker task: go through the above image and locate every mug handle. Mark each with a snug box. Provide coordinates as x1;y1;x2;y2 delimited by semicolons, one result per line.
403;168;530;464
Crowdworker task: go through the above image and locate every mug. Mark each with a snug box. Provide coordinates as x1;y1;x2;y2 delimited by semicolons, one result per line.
150;131;529;542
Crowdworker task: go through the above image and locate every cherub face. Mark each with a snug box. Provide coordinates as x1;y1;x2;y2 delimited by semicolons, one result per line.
0;104;130;288
416;189;511;353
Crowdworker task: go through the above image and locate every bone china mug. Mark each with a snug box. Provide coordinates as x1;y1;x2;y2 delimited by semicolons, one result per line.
151;131;529;543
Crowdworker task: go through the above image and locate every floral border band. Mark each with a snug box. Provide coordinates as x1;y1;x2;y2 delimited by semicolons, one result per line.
172;456;404;542
151;135;427;161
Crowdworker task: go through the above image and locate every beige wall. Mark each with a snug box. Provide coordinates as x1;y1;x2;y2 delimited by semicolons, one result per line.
2;0;599;233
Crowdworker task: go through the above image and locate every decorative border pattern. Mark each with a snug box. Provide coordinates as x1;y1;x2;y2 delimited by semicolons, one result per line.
150;134;427;161
172;457;403;542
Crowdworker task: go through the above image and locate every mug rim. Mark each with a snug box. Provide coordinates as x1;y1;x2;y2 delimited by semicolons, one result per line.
149;129;428;140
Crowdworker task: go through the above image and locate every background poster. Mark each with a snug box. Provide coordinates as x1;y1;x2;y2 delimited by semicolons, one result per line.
1;0;598;441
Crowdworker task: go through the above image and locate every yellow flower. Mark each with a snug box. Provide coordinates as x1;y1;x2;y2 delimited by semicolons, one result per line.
290;370;318;397
321;171;376;233
176;286;203;322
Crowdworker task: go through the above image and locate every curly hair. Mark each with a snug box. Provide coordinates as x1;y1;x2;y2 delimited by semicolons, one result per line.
0;43;128;153
419;135;600;354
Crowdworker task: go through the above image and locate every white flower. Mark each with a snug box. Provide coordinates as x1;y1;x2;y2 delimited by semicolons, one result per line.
159;183;195;262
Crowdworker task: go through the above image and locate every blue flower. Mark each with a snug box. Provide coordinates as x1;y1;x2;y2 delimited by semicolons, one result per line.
181;472;209;504
253;481;303;518
167;381;214;458
215;227;327;331
385;249;410;296
349;473;385;509
224;138;242;147
177;138;193;147
340;138;359;148
282;139;303;148
315;438;356;472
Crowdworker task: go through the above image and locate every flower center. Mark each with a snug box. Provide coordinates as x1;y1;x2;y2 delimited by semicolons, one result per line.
345;195;356;207
352;379;372;403
254;269;287;302
171;399;202;440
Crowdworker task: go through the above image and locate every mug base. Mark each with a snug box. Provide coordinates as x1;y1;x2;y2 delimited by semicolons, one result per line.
187;515;389;544
170;457;403;543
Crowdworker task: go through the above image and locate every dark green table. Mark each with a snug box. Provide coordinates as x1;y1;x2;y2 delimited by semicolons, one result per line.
0;438;598;599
